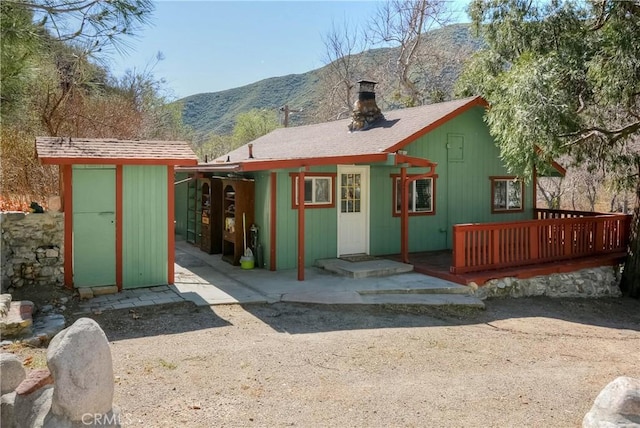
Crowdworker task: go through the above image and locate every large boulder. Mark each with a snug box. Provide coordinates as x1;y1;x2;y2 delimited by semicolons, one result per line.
583;376;640;427
0;353;26;394
46;318;114;423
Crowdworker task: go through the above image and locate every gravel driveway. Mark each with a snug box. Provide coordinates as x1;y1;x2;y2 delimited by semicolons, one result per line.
55;297;639;428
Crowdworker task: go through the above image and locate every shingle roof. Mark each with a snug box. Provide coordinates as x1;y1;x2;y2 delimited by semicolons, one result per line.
36;137;198;166
207;96;487;171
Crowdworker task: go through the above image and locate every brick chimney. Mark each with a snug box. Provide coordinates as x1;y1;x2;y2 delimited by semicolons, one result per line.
348;80;384;132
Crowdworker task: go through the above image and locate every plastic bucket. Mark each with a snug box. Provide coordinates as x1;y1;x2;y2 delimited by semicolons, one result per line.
240;255;255;270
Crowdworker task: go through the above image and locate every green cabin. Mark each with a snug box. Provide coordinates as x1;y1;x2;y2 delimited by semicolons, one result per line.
176;93;562;279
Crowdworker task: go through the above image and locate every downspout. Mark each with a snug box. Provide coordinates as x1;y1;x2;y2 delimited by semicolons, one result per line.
297;169;305;280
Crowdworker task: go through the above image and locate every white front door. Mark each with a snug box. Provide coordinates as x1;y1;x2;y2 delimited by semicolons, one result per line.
337;165;369;256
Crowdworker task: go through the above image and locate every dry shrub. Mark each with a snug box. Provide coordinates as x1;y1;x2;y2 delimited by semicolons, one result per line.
1;126;58;211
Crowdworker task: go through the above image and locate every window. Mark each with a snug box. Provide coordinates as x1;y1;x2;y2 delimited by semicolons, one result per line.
290;173;336;208
392;175;435;216
340;172;361;213
491;177;523;212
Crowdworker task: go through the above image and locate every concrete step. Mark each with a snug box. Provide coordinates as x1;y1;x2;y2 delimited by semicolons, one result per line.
280;290;484;309
358;284;473;295
316;258;413;278
357;293;485;308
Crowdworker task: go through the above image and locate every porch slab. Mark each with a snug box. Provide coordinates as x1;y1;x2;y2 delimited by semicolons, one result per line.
316;258;413;278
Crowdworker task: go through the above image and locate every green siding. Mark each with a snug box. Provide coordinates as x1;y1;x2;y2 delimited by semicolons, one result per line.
259;167;338;270
180;106;535;270
253;172;271;268
370;106;532;255
263;106;532;266
122;165;168;288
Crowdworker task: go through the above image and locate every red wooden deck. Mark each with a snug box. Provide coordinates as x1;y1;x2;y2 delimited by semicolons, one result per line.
386;209;630;286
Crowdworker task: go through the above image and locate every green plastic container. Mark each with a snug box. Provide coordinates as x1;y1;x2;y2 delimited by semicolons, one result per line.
240;255;254;269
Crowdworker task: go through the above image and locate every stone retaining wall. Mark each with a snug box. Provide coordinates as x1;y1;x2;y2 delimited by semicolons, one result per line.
472;266;621;299
1;212;64;292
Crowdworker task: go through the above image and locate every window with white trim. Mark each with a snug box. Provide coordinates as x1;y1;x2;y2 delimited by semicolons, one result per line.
394;176;434;215
292;175;334;208
491;177;523;212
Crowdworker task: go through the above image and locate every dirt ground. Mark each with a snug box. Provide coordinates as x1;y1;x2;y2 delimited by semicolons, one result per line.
4;290;640;428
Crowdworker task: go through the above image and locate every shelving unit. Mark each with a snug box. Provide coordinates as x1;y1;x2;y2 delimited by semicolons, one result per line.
199;178;222;254
221;178;254;265
186;176;198;244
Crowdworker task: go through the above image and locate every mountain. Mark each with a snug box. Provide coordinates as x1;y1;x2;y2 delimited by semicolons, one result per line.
178;23;483;144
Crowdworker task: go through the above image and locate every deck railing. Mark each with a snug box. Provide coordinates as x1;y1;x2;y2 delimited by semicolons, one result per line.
451;211;631;274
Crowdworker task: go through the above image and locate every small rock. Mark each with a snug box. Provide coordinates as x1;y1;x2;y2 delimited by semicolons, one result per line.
45;248;59;258
40;304;53;313
15;369;54;396
0;354;26;394
78;288;94;300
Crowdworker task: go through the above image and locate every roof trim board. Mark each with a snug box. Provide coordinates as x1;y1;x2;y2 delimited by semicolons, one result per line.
386;96;489;153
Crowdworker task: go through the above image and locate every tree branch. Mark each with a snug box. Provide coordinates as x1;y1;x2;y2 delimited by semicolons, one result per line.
561;120;640;147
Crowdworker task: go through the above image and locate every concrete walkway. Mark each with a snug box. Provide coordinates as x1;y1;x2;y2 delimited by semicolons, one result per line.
77;240;484;314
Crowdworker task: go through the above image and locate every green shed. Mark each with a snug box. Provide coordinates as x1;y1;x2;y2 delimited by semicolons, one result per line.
36;137;198;291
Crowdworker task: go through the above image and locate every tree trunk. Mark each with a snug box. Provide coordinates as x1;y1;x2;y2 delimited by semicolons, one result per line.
620;172;640;298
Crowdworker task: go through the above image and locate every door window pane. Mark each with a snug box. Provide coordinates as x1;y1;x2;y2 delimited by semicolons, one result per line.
341;173;361;213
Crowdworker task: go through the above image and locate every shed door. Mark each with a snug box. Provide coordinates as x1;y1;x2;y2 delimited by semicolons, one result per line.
337;165;369;255
122;165;168;289
73;166;116;287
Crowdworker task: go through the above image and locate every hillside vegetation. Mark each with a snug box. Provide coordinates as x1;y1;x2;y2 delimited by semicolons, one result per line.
180;23;483;143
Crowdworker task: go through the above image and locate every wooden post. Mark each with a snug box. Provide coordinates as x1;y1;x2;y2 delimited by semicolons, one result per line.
297;170;305;280
167;166;175;286
400;167;409;264
115;165;123;291
451;225;465;273
63;165;73;289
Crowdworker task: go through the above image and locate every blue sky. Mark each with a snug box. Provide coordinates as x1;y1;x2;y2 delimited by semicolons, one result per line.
108;1;472;99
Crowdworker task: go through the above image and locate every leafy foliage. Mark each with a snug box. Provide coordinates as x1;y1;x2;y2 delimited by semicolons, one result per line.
456;0;640;297
0;0;191;211
7;0;154;55
232;109;280;146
